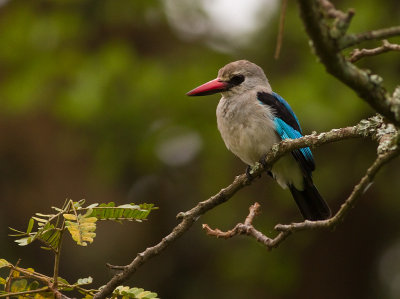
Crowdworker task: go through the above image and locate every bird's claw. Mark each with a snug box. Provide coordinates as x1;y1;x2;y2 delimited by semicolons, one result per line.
258;154;268;168
246;165;254;181
246;164;262;181
246;155;269;181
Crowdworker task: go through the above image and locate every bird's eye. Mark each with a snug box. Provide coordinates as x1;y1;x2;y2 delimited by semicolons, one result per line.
229;74;245;86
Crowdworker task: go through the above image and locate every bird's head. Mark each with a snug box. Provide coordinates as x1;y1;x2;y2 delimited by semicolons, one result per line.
186;60;271;97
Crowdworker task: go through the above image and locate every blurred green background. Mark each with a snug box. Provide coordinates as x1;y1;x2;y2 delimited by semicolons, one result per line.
1;0;400;298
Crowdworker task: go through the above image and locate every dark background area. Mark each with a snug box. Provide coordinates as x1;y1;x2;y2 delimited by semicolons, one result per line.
1;0;400;298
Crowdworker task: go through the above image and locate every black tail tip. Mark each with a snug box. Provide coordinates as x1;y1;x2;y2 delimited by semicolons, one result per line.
289;184;331;221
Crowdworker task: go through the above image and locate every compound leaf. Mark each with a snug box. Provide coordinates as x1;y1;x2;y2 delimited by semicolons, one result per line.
87;203;156;222
65;214;97;246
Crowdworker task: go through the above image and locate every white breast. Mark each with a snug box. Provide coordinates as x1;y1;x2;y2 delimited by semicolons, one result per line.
216;92;280;166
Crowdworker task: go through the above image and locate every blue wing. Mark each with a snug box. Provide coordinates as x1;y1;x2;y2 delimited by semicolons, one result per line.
257;92;315;172
274;118;314;167
272;92;302;133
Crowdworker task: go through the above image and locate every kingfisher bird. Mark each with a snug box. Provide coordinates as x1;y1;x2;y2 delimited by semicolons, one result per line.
187;60;331;221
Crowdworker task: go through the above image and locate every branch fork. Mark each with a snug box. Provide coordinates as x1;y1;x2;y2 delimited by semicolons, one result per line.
202;202;261;238
349;40;400;62
202;203;291;250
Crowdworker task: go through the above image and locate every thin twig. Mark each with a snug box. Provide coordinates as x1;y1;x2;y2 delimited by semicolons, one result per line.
320;0;347;19
52;201;72;289
202;202;261;238
320;0;355;38
349;40;400;62
5;259;21;299
202;203;292;249
274;0;288;60
340;25;400;50
297;0;400;126
0;287;50;298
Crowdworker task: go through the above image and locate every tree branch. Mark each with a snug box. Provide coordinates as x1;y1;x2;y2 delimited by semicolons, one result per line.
349;40;400;62
202;203;291;249
297;0;400;126
319;0;355;38
201;127;399;249
93;116;389;299
340;26;400;50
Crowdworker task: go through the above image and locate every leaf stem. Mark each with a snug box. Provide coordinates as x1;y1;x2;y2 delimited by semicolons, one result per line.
52;201;71;289
0;287;50;298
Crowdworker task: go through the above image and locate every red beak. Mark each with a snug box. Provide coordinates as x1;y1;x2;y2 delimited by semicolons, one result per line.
186;78;229;96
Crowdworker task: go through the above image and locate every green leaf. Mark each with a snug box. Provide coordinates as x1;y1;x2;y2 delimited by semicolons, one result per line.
12;221;60;251
112;286;159;299
27;280;40;290
57;277;70;285
76;276;93;285
8;227;26;236
10;279;27;292
35;213;54;218
72;199;85;209
32;216;48;223
86;203;98;209
63;214;77;220
26;218;35;234
86;203;156;222
57;277;73;291
36;223;61;250
0;259;10;269
14;237;32;246
65;214;97;246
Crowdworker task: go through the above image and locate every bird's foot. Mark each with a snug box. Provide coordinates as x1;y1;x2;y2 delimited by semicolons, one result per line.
246;164;262;181
246;154;270;181
258;154;268;168
246;165;254;181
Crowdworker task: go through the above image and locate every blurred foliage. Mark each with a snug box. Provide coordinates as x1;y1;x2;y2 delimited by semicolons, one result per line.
0;0;400;299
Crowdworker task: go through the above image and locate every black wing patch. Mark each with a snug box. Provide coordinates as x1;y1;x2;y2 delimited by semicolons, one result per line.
292;148;315;175
257;92;301;132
